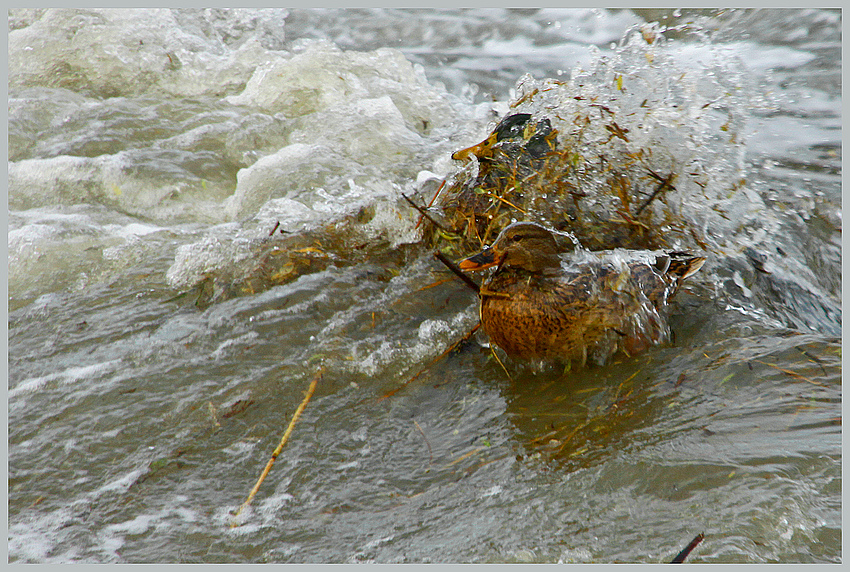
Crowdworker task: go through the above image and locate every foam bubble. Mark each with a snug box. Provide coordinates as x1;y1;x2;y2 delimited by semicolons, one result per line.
417;319;452;343
7;505;84;562
224;143;340;220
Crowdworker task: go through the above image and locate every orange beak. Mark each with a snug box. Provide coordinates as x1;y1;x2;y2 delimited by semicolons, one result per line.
458;247;500;271
451;132;498;161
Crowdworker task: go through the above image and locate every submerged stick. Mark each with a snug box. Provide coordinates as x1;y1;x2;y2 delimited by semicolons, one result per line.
376;249;484;400
230;367;323;526
413;420;433;466
670;532;704;563
489;344;513;382
415;179;447;229
794;346;827;375
378;323;480;401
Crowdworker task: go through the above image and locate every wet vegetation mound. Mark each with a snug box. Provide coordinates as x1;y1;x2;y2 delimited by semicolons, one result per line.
187;24;755;308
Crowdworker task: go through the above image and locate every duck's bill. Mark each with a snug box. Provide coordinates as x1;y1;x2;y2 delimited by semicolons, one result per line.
451;132;497;161
458;248;498;271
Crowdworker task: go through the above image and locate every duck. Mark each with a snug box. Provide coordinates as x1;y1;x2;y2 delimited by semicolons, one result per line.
458;222;706;365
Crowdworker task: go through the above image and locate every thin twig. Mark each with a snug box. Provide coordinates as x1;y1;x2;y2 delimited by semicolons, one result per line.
230;367;323;526
635;171;676;215
208;401;221;429
555;419;591;455
401;193;452;234
434;251;480;294
482;190;527;213
794;346;828;375
753;359;826;387
446;447;485;467
416;277;455;292
413;420;433;466
415;179;447;229
489;345;513;382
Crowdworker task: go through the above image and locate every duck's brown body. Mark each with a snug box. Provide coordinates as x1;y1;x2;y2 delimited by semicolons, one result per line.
459;222;705;364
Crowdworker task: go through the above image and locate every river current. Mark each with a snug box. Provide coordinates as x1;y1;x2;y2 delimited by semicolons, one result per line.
7;8;841;563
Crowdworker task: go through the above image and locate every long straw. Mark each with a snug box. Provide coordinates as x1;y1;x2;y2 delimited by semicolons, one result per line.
230;367;322;526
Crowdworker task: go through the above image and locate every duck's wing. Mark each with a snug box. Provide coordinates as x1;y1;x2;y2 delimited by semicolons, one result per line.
664;252;706;281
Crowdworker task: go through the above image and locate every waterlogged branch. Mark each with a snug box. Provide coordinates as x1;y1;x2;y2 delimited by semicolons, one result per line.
378;323;480;402
670;532;704;563
635;170;676;216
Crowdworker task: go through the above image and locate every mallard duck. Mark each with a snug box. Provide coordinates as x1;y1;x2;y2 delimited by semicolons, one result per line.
451;113;552;161
458;222;706;365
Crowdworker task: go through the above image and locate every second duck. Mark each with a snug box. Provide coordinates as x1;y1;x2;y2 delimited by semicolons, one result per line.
458;222;706;365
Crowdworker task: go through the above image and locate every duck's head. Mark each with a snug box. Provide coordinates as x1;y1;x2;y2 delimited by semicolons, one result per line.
458;222;562;273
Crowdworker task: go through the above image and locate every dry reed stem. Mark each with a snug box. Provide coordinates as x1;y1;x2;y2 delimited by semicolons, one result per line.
415;179;446;229
753;359;826;387
230;367;322;526
446;447;485;467
416;277;455;291
489;345;513;382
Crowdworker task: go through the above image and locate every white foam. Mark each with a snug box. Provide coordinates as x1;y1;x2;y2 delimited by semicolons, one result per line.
256;492;296;517
226;40;459;130
222;440;260;458
8;155;117;210
7;152;224;224
7;506;83;563
111;222;163;238
165;225;252;290
9;9;289;99
103;514;157;536
418;319;452;343
456;36;595;71
537;8;644;45
224;143;338;221
9;359;123;399
288;95;425;165
95;501;203;560
253;197;316;231
8;206;178;301
212;331;259;360
348;318;464;378
219;40;472;233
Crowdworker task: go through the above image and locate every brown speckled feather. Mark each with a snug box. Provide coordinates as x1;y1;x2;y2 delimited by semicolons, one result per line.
460;222;705;364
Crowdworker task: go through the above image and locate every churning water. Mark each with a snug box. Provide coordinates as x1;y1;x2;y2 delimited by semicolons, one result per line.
7;8;841;563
